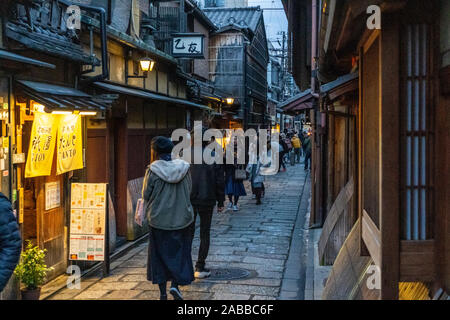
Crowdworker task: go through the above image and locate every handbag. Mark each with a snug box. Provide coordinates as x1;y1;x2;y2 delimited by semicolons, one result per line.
135;168;149;227
134;198;145;227
234;165;247;180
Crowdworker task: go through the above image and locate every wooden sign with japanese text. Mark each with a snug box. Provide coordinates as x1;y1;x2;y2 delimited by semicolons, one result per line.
56;114;83;175
25;112;58;178
171;33;205;58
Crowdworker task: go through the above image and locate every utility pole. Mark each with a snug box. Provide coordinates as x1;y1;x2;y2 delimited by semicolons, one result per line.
278;31;287;102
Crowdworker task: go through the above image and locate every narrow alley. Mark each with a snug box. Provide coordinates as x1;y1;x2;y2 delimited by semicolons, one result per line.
46;164;310;300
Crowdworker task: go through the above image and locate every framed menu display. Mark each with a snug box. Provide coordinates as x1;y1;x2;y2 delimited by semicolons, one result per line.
69;183;107;262
45;182;60;211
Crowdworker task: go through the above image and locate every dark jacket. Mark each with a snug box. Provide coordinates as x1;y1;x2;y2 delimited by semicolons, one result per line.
0;193;21;292
190;147;225;208
303;137;312;155
279;139;289;153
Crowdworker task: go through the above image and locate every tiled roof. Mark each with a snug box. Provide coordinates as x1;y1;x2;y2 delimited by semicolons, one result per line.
5;22;99;66
278;89;312;109
203;6;263;33
320;72;358;93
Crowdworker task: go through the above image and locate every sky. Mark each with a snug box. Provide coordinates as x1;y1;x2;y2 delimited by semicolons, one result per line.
197;0;288;50
248;0;288;50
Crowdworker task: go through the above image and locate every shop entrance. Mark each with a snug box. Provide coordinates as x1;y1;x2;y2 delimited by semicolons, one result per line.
22;120;66;281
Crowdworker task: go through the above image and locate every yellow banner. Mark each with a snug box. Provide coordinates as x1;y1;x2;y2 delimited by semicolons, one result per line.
57;114;83;175
25;113;59;178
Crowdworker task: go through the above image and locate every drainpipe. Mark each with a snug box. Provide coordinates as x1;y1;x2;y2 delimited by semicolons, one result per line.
78;4;109;83
243;40;249;130
311;0;319;98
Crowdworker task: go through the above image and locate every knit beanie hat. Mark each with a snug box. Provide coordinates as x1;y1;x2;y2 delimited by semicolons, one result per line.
151;136;174;155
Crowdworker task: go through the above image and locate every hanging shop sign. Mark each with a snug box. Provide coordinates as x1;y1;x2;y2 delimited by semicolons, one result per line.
171;33;205;58
25;112;59;178
69;183;107;261
25;113;84;177
56;114;83;175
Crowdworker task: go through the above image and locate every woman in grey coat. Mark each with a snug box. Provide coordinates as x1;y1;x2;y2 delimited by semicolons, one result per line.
143;136;194;300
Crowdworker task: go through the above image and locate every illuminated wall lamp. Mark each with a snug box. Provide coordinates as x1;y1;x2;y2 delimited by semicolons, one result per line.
225;98;235;105
126;56;155;84
139;57;155;72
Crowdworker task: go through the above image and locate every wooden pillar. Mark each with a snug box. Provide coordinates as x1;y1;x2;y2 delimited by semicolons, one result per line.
310;108;317;227
114;99;128;237
107;110;115;199
379;14;400;300
327;110;335;213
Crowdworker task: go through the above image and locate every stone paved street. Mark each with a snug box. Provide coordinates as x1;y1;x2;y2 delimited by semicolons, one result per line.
48;162;310;300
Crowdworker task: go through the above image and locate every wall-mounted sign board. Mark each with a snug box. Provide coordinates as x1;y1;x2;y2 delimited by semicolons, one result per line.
171;33;205;58
45;181;60;211
13;153;26;164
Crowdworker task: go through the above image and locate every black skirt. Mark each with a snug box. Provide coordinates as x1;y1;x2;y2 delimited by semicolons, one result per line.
147;226;194;285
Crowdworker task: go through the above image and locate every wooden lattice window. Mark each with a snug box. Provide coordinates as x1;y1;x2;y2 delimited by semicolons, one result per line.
400;23;435;240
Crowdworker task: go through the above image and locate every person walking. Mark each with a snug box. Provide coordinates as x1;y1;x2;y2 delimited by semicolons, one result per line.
224;146;247;212
0;192;22;293
278;134;288;172
303;132;312;171
246;155;265;205
143;136;194;300
190;133;225;279
291;134;302;164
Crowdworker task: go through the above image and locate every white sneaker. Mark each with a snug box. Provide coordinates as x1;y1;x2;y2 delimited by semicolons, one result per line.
252;194;257;199
194;268;211;279
233;205;239;212
227;202;233;209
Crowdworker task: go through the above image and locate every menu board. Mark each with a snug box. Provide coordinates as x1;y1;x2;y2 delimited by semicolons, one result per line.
69;183;107;261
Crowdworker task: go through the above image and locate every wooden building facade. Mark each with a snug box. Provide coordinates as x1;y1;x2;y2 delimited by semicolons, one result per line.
78;0;220;242
0;0;228;295
204;6;269;130
0;0;113;290
284;0;450;299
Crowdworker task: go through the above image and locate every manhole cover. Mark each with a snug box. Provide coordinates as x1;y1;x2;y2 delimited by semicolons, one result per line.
208;268;254;281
